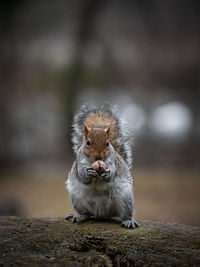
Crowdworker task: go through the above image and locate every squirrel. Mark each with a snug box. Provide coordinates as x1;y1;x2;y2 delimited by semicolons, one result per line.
65;103;139;228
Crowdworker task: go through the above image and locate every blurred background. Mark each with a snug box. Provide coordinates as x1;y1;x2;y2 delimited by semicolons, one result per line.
0;0;200;226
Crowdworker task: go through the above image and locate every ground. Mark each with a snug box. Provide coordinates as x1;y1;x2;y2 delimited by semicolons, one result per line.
0;217;199;266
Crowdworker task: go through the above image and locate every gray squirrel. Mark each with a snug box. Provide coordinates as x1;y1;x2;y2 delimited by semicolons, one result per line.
65;103;139;228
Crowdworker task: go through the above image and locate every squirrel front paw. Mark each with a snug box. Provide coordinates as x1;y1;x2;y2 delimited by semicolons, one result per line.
100;169;111;181
86;168;98;177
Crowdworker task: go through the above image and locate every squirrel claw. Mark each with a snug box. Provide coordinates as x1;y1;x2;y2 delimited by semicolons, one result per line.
72;216;77;223
65;213;77;222
134;220;140;228
65;213;90;223
64;213;77;223
64;213;74;220
121;219;140;229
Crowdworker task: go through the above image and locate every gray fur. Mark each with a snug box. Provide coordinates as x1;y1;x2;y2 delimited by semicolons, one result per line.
66;143;138;228
71;102;133;169
66;103;138;228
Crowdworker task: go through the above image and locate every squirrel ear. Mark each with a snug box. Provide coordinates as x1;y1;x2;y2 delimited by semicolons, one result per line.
84;123;91;137
104;126;110;135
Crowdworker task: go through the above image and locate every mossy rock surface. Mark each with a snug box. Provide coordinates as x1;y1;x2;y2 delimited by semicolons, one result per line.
0;217;199;266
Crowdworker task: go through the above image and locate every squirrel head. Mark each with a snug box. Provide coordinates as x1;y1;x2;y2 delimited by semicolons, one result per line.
83;123;110;161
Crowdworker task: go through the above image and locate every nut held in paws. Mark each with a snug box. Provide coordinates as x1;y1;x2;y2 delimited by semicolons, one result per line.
91;160;107;174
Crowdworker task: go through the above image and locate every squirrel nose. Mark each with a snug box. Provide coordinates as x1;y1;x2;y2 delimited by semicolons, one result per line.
95;156;101;161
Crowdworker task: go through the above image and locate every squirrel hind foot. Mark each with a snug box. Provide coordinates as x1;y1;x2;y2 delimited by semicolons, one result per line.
121;220;140;229
65;213;90;223
65;213;74;220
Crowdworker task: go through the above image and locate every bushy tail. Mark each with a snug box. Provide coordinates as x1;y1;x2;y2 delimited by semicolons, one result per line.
71;102;133;169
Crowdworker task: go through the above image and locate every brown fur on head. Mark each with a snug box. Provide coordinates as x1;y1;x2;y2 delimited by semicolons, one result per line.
83;123;110;161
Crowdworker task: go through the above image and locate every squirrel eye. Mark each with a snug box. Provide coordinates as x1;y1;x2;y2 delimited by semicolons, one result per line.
106;141;109;147
86;140;91;146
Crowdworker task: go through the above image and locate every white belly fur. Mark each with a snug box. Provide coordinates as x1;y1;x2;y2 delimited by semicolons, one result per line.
66;177;119;218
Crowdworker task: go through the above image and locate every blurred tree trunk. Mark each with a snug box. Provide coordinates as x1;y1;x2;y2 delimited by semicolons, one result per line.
64;0;107;152
0;2;25;168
